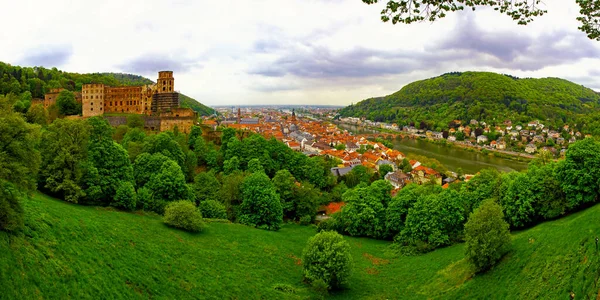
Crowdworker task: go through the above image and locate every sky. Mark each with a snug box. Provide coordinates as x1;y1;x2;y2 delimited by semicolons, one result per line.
1;0;599;107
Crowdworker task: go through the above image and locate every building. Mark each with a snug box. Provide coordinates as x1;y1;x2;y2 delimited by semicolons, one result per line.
61;71;198;133
385;170;410;188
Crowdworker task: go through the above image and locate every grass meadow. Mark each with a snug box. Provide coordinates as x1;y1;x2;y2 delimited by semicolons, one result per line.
1;193;598;299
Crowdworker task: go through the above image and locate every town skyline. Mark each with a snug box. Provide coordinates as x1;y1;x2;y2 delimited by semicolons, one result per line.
2;0;599;107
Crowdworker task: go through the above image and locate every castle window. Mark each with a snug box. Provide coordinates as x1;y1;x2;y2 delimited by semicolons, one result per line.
91;102;93;106
91;108;94;111
163;87;166;91
163;80;166;85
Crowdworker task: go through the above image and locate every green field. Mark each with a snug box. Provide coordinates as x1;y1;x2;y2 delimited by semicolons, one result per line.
1;193;599;299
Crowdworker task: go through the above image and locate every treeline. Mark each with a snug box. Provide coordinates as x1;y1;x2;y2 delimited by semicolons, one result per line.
0;61;213;116
339;71;600;135
320;138;598;254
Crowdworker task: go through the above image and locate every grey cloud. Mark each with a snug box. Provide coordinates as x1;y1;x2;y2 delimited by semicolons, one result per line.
432;15;600;71
20;45;73;67
118;54;200;74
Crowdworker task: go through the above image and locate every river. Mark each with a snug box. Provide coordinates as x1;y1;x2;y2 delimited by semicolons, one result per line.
337;123;528;174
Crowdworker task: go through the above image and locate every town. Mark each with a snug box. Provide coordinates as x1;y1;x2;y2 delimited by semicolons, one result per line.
338;116;587;157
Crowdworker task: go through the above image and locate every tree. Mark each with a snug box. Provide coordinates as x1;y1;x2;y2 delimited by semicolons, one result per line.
188;125;202;150
199;200;228;219
556;138;600;209
39;119;90;203
400;188;464;251
193;171;221;203
239;172;283;230
272;169;297;217
163;200;205;232
145;160;191;210
361;0;600;40
56;90;81;115
302;231;353;290
113;181;137;211
0;95;41;232
464;199;511;273
219;171;247;220
25;103;48;125
378;164;394;178
223;156;240;174
499;172;534;228
336;184;388;238
144;132;186;170
83;117;134;204
247;158;265;173
133;153;170;188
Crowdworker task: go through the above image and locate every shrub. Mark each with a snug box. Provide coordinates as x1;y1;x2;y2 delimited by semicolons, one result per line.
464;199;511;273
299;215;312;225
113;181;137;211
199;200;228;219
316;217;338;233
302;231;353;290
163;200;205;232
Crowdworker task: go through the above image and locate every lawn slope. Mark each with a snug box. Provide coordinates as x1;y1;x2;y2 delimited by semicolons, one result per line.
1;194;598;299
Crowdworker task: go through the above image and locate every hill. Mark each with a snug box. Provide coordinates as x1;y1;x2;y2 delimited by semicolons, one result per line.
0;62;213;116
1;193;598;299
339;72;600;134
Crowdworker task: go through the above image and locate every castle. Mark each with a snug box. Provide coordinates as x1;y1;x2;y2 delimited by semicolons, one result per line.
44;71;198;133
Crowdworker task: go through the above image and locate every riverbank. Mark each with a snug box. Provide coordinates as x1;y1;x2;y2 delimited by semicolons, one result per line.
336;122;529;173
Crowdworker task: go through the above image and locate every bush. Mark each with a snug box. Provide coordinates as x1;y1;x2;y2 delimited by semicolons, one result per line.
316;217;339;233
113;182;137;211
199;200;228;219
299;215;312;225
464;199;511;273
163;200;205;232
302;231;353;290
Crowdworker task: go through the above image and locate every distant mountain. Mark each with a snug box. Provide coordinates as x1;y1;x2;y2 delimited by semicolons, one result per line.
339;71;600;134
0;62;214;116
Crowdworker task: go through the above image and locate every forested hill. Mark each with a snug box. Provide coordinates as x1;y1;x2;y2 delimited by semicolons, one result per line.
0;62;214;116
339;71;600;133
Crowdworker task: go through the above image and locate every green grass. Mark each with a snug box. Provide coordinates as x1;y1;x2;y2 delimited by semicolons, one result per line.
1;194;599;299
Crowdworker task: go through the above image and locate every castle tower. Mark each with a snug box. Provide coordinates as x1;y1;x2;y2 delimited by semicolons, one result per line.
157;71;174;94
82;83;105;118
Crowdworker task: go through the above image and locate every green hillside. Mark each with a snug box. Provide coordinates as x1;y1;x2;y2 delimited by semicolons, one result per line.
0;62;213;116
339;71;600;134
2;193;598;299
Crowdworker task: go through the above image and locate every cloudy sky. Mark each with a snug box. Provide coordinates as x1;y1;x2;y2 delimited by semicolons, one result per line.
1;0;599;107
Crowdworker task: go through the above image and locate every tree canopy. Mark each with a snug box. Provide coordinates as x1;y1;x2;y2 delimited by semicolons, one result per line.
362;0;600;40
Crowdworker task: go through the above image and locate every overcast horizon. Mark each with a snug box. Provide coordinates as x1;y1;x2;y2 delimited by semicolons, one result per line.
2;0;599;107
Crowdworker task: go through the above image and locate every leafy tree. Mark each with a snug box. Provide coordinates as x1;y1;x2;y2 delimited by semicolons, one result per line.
144;132;186;170
133;153;170;188
292;181;321;222
247;158;264;173
378;164;394;178
194;135;209;166
0;96;41;232
121;128;146;162
145;160;191;210
398;158;412;173
56;90;81;115
464;199;511;273
556;138;600;209
80;118;134;205
113;181;137;211
188;125;202;150
223;156;240;174
344;165;373;188
459;168;501;216
239;172;283;230
184;150;197;182
25;103;48;125
39;119;90;203
163;200;205;232
386;184;422;235
528;161;567;220
400;188;464;251
199;200;228;219
499;172;534;228
193;172;221;203
219;171;246;220
272;169;297;217
302;231;353;290
336;183;388;238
